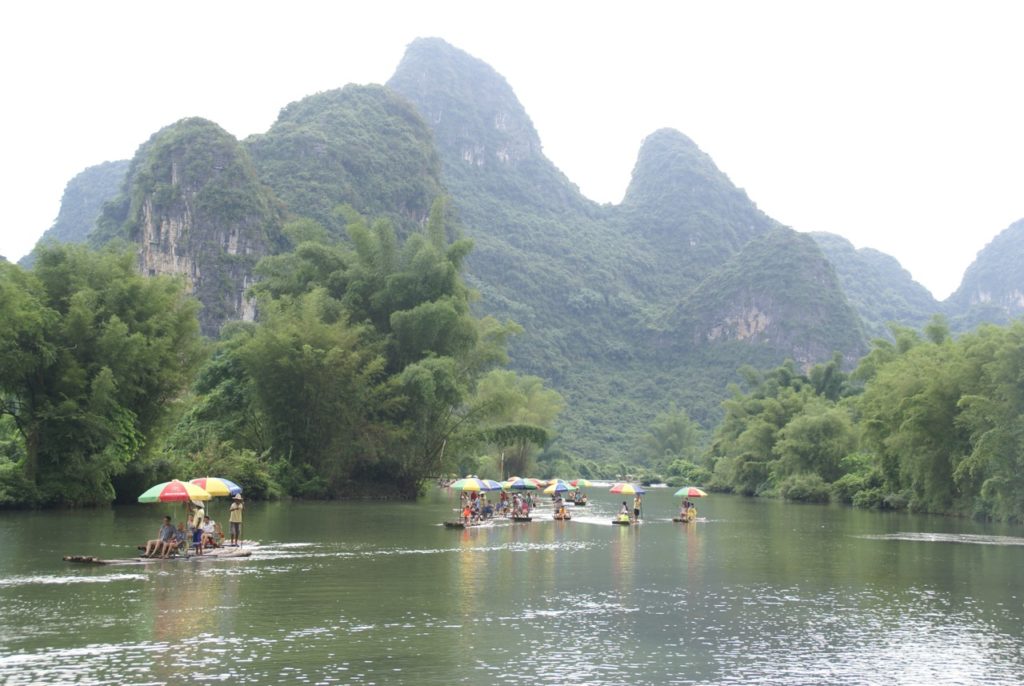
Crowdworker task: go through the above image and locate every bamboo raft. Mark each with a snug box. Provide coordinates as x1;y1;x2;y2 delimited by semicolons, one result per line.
511;515;533;522
64;547;253;565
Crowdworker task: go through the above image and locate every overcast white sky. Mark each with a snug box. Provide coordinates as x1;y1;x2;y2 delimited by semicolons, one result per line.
2;1;1022;299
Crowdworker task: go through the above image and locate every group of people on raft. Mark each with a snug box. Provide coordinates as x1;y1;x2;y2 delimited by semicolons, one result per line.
142;495;244;558
459;490;542;525
615;494;645;523
459;488;592;525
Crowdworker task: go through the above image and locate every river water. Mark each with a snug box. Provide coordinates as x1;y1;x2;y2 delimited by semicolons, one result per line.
1;488;1023;685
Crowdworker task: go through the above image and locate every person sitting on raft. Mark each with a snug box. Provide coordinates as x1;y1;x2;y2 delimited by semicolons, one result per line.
157;522;188;558
143;516;176;557
201;516;220;548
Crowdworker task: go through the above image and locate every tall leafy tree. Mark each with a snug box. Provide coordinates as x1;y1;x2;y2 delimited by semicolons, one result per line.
179;201;533;498
639;403;704;469
0;245;203;506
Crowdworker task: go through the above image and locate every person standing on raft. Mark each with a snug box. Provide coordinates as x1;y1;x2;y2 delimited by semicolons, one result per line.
229;494;244;546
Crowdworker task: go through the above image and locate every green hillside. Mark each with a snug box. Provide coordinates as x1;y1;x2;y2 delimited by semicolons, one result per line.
34;37;951;466
246;84;445;237
388;38;867;460
810;232;939;340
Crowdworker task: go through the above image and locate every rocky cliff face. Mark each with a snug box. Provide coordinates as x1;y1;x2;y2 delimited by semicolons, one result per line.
673;228;868;368
946;218;1024;329
96;118;283;335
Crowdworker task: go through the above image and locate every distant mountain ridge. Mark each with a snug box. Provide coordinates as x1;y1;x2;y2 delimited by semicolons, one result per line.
19;160;129;268
26;37;1023;461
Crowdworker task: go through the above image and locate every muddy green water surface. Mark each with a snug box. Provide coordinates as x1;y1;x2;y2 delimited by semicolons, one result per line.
2;489;1023;684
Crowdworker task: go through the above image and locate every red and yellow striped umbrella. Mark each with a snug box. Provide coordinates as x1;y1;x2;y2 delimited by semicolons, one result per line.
609;482;646;496
138;479;211;503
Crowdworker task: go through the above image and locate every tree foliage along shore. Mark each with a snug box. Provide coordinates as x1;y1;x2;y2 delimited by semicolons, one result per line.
703;316;1024;522
6;226;1024;521
0;245;204;506
160;200;558;500
1;203;562;505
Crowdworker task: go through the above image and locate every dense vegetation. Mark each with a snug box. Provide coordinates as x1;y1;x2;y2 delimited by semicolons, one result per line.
156;202;561;500
0;245;204;506
246;85;445;238
810;232;939;341
1;205;567;505
700;316;1024;522
11;38;1024;518
387;38;868;461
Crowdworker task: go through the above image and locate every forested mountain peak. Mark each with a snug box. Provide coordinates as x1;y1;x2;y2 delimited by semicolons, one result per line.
624;129;731;206
616;127;779;291
246;84;444;237
389;37;542;166
388;37;587;214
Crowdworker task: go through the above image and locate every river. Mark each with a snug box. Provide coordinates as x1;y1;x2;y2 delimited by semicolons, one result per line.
1;488;1022;685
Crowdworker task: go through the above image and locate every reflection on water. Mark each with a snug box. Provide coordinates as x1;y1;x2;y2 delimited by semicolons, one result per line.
2;493;1024;684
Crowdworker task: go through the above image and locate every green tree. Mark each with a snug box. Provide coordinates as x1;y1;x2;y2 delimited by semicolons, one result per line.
774;403;856;482
639;403;704;469
177;202;528;498
470;369;564;478
0;245;203;506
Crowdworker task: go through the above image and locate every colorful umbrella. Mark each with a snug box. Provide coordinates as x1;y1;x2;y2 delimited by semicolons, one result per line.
450;477;489;492
138;479;212;503
190;477;242;497
674;486;708;498
609;482;646;495
480;479;503;491
504;477;539;490
570;478;592;488
544;481;576;494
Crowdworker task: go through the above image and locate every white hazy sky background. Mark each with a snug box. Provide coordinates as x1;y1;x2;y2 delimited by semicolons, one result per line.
2;1;1022;300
